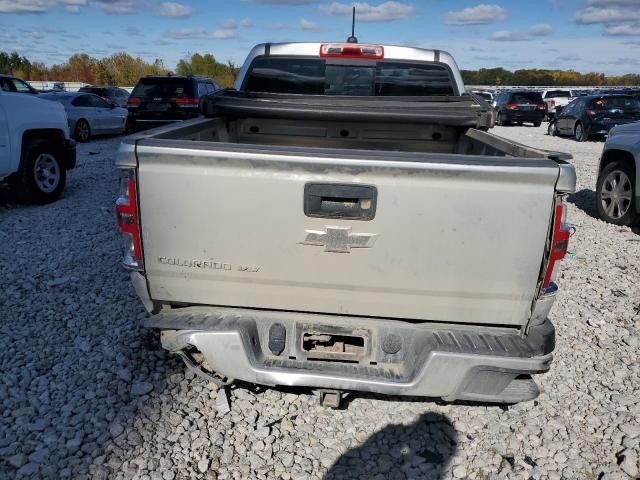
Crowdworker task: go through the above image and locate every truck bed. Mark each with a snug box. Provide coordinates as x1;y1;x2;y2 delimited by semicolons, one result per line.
122;113;573;328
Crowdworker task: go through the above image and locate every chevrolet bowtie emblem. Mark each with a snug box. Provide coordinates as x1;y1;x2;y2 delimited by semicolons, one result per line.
300;226;378;253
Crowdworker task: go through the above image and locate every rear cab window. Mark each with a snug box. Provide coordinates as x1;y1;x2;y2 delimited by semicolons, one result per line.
242;57;456;97
544;90;571;99
511;92;543;104
132;78;193;98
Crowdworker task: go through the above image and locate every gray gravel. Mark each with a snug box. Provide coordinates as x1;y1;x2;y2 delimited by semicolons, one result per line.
1;125;638;479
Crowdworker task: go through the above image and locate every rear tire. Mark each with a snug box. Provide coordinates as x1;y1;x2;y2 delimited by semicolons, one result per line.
575;122;588;142
497;112;509;126
8;139;67;204
534;121;542;127
596;161;636;226
74;119;91;142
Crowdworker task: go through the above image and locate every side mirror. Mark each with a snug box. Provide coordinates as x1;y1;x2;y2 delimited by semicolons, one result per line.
108;103;116;109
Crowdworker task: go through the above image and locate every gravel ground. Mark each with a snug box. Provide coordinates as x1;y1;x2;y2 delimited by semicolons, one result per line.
1;125;639;480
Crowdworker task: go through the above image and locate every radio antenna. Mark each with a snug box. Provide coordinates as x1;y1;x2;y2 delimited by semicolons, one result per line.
347;6;358;43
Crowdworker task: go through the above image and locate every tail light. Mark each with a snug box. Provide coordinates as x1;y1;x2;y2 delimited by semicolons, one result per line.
506;102;518;110
127;97;141;107
550;100;556;108
542;199;570;289
536;103;546;110
116;170;143;270
320;44;384;59
175;97;199;108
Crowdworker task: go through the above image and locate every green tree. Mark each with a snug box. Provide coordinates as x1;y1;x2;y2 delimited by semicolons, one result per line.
176;53;239;88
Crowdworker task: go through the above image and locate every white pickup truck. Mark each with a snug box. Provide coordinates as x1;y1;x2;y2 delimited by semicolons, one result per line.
0;90;76;203
542;89;574;120
116;42;575;405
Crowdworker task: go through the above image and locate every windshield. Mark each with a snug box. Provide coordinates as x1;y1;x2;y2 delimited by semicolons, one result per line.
592;96;640;110
244;57;455;96
132;78;192;98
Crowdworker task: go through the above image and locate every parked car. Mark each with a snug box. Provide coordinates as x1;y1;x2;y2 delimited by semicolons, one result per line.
541;89;573;120
0;90;76;203
117;42;574;406
595;122;640;225
78;85;130;107
0;74;39;95
493;90;545;126
126;75;220;129
548;95;640;142
40;92;128;142
472;90;493;102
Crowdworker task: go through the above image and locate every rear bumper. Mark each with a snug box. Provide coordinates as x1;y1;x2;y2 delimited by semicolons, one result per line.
62;138;76;170
504;111;545;122
149;306;555;403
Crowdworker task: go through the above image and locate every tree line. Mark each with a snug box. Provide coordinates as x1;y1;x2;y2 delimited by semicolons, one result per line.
2;50;637;88
0;51;240;88
462;67;640;87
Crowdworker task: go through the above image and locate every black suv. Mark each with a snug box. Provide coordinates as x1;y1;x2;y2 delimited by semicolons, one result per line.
493;91;545;127
78;86;130;107
550;95;640;141
127;75;220;128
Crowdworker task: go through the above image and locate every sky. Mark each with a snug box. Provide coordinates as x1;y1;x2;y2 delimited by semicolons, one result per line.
0;0;639;75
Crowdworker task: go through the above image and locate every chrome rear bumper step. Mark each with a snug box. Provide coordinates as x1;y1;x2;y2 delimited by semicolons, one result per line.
150;306;554;403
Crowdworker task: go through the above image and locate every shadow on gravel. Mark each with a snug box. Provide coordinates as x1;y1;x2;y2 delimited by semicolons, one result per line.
568;188;598;219
324;412;457;480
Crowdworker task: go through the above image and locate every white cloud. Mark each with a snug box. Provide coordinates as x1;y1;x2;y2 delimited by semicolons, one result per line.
576;0;640;36
157;2;191;18
319;1;414;22
605;23;640;35
250;0;316;3
166;26;238;40
490;23;553;42
0;0;88;13
445;4;507;25
213;29;238;39
0;0;53;13
91;0;138;14
222;18;254;28
527;23;553;36
490;30;529;41
300;18;322;30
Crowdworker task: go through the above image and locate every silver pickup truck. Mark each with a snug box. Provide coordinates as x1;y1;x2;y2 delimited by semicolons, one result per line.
116;42;576;404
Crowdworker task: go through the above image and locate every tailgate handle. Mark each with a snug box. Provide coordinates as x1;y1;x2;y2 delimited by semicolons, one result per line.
304;183;377;220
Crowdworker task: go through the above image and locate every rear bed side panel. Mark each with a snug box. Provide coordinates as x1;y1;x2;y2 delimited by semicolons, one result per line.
136;142;559;326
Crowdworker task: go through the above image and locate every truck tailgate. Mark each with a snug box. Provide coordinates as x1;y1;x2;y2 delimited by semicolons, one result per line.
136;142;559;326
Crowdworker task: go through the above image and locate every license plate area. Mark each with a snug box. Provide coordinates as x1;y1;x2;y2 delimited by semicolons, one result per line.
300;328;368;363
148;103;170;111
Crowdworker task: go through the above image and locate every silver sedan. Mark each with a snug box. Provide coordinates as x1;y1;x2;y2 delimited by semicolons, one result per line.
40;92;128;142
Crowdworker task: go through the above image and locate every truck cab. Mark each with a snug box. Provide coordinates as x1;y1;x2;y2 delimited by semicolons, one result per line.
0;89;76;203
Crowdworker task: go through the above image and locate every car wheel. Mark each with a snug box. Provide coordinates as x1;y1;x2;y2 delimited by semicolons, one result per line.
575;122;588;142
596;161;635;226
547;121;558;136
74;119;91;142
534;121;542;127
8;139;67;204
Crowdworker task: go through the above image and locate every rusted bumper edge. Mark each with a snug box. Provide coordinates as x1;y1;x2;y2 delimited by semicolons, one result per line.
147;306;555;403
